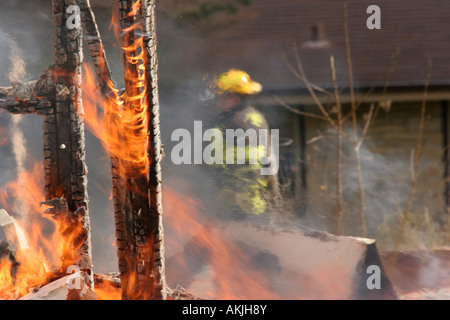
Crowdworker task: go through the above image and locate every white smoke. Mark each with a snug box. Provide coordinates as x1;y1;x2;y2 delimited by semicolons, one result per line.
8;37;28;219
8;38;26;83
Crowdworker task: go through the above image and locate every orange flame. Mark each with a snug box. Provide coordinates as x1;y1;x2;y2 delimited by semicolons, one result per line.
164;186;279;299
0;159;90;299
82;39;150;180
119;5;150;178
82;0;152;298
95;283;121;300
0;163;65;299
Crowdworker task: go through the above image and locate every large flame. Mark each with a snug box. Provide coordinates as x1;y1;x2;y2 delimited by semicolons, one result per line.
82;24;149;182
81;0;151;299
95;282;121;300
0;163;64;299
118;0;150;178
164;187;280;299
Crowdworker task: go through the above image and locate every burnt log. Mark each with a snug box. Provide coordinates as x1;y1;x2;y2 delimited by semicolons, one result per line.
76;2;131;296
49;0;93;288
77;0;117;99
76;0;130;296
116;0;153;300
142;0;167;300
0;69;54;115
78;0;167;299
76;0;146;299
111;0;166;300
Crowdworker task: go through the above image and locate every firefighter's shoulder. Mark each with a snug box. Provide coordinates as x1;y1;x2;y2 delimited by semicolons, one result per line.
233;105;268;130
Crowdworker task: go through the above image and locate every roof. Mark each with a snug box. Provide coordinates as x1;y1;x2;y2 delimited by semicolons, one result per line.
201;0;450;91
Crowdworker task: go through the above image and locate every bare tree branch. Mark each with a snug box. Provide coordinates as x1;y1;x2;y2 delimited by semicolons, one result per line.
274;95;328;121
330;55;344;235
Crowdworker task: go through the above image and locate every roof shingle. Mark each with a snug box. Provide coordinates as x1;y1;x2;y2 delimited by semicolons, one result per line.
202;0;450;90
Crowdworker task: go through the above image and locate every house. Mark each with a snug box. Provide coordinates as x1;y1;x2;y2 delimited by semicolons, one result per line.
173;0;450;243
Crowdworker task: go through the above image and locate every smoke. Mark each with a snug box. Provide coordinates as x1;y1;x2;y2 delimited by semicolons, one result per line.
8;39;26;83
7;38;29;220
418;254;449;289
9;115;28;219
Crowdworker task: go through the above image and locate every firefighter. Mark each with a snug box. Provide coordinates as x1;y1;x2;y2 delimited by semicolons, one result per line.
207;69;282;220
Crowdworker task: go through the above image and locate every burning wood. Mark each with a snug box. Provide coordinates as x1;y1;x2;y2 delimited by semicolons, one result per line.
75;0;166;299
161;187;397;300
115;0;166;300
40;198;92;281
79;0;167;300
0;0;93;298
0;241;20;288
77;0;116;99
0;69;53;115
0;205;101;300
142;0;167;301
0;0;167;300
51;1;92;287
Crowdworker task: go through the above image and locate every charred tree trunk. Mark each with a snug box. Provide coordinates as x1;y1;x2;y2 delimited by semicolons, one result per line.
77;0;167;300
76;2;131;290
77;0;116;99
114;0;167;300
77;0;131;297
141;0;166;300
118;0;150;298
47;0;93;288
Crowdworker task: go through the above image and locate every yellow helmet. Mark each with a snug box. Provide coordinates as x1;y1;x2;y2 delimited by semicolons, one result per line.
215;69;262;95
